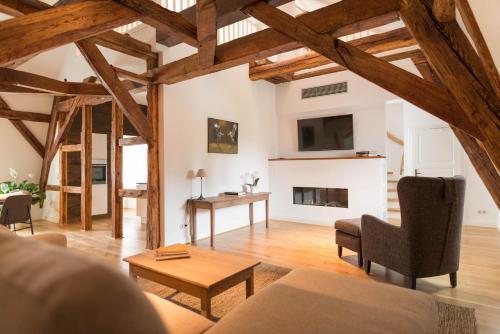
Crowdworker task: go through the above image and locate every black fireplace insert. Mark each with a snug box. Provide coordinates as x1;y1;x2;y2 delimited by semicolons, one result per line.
293;187;348;208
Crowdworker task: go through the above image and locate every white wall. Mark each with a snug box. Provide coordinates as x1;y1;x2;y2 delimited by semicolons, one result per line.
275;68;400;158
273;59;421;159
161;62;277;245
269;158;386;225
0;94;52;220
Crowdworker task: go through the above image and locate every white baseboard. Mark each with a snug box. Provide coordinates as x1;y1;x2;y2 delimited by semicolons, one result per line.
270;215;333;226
463;215;499;228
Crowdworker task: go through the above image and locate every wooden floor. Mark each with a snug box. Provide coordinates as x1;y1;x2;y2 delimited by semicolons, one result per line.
19;214;500;333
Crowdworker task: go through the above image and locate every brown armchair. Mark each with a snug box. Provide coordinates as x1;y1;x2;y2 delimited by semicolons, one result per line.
362;176;466;289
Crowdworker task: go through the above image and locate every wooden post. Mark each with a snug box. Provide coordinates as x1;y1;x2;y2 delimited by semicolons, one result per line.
111;101;123;238
146;55;161;249
40;97;61;192
58;112;68;225
81;105;92;230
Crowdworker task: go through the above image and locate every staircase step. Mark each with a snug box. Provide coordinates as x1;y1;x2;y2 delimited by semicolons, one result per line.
387;171;394;175
387;180;398;184
388;188;397;192
388;208;401;213
388;198;399;202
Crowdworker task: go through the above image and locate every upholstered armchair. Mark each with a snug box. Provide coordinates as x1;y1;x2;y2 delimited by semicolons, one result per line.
362;176;466;289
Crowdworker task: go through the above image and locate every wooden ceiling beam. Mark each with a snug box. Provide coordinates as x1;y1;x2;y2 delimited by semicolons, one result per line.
0;108;51;122
46;78;98;170
0;83;49;95
0;1;142;67
0;0;50;16
433;0;455;22
250;27;416;81
0;68;110;96
242;1;481;140
290;49;423;82
39;97;61;191
197;0;217;68
157;0;293;47
0;0;154;60
57;97;112;112
400;0;500;170
149;0;401;84
113;0;198;48
56;80;144;112
88;31;156;60
76;39;153;145
112;66;151;85
456;0;500;98
423;4;500;110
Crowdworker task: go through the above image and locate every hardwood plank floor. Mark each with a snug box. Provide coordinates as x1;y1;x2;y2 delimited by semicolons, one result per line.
17;214;500;333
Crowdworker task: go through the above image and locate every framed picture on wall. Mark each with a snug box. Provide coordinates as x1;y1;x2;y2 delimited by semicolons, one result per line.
207;118;239;154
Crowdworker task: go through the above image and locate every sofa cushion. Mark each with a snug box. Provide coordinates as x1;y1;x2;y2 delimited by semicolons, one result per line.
208;268;437;334
29;233;68;248
0;232;168;334
0;224;10;234
334;218;362;237
145;292;214;334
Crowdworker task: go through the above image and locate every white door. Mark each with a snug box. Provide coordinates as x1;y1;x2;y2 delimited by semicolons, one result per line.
409;126;461;177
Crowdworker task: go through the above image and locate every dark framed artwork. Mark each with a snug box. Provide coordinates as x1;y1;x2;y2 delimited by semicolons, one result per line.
207;118;239;154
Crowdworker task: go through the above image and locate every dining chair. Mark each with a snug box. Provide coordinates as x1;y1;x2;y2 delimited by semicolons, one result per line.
0;195;34;234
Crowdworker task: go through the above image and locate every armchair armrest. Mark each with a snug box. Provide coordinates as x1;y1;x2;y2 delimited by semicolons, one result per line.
29;233;67;248
362;215;405;272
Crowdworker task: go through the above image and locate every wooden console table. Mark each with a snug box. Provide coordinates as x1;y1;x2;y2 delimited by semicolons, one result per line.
188;192;270;247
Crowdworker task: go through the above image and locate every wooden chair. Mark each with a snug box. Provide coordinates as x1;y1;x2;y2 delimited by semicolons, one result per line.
0;195;34;234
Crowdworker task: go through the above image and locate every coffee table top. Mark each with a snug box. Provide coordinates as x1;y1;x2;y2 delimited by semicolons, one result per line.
124;245;261;288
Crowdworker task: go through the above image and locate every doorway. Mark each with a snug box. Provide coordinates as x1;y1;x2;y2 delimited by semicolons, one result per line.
122;138;148;236
408;126;462;177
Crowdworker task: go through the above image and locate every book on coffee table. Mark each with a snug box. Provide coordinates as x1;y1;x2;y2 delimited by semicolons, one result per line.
155;244;190;261
155;253;191;261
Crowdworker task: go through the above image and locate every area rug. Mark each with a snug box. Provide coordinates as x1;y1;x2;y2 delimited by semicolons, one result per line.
139;263;476;333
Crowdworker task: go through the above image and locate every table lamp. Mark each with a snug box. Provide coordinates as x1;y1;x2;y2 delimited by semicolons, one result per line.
196;169;208;200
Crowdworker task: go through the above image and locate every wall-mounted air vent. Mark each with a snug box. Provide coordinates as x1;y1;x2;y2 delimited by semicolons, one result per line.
301;82;348;99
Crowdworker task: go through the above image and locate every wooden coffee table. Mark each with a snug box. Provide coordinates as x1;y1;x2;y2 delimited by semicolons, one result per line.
124;246;261;319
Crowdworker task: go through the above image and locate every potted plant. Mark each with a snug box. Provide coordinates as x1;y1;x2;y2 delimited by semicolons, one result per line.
0;168;46;207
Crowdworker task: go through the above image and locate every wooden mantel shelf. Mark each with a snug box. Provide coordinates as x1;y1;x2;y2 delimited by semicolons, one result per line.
268;156;386;161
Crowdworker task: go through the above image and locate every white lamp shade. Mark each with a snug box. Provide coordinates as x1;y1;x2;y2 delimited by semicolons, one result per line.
196;169;208;178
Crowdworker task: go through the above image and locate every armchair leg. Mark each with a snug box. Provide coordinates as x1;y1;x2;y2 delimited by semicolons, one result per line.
364;260;371;274
449;272;457;288
337;245;342;258
408;276;416;290
357;253;363;267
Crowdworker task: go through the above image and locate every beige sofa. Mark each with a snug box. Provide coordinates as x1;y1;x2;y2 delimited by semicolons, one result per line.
0;228;438;334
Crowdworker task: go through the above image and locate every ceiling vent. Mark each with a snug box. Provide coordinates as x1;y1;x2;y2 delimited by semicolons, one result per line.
301;82;348;99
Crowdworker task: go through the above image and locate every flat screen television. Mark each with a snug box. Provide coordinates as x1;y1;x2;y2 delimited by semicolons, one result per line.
297;114;354;151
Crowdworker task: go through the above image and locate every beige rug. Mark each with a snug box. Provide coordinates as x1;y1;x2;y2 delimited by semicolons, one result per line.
139;263;476;333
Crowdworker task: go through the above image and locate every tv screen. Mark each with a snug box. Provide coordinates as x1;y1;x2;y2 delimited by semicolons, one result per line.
298;114;354;151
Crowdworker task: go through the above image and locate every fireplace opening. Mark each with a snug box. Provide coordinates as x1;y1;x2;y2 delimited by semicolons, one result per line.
293;187;348;208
